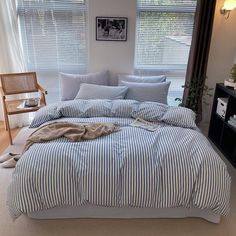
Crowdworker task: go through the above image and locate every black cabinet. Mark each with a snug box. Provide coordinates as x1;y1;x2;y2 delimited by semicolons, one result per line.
208;83;236;167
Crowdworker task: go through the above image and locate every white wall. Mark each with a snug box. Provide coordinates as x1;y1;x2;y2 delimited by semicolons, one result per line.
88;0;136;84
0;0;137;121
203;0;236;124
88;0;236;122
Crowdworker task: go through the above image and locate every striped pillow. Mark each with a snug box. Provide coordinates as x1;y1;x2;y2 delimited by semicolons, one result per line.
161;107;197;129
132;102;168;121
30;104;61;128
30;100;197;129
111;100;139;117
83;100;112;117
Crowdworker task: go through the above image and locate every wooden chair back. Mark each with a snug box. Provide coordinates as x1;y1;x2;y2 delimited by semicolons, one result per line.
0;72;38;95
0;72;47;145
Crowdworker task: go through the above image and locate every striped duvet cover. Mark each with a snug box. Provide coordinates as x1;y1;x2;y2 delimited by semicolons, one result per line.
7;100;231;219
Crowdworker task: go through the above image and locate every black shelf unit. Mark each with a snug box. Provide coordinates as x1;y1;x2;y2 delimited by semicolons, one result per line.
208;83;236;168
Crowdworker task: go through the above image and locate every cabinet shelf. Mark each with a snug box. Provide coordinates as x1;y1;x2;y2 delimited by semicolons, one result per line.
215;113;225;122
208;83;236;168
214;113;236;133
225;122;236;133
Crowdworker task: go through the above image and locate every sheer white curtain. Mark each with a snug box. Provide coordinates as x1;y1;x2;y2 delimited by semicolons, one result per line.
0;0;29;128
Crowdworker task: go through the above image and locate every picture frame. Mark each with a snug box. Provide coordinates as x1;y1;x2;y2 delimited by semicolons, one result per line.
96;17;128;41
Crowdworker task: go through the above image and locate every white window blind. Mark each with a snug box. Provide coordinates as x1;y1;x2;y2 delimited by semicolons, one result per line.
135;0;197;106
17;0;88;73
135;0;197;73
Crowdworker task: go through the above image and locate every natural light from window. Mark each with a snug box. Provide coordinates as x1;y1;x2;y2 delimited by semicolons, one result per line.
17;0;88;104
135;0;197;106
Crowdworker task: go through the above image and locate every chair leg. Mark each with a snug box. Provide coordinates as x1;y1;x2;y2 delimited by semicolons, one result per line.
40;93;46;106
5;115;12;145
1;99;8;130
2;98;12;143
4;120;8;130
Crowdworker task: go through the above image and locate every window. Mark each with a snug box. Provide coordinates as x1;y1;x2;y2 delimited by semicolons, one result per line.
135;0;197;105
17;0;88;102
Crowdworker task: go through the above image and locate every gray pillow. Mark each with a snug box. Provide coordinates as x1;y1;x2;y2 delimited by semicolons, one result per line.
119;80;171;104
118;74;166;84
59;70;109;101
75;83;128;100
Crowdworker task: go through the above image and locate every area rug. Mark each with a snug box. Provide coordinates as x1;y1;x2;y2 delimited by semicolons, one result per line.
3;127;35;155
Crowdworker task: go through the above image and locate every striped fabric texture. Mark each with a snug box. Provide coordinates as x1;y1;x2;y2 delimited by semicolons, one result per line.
30;99;197;129
7;100;231;219
161;106;197;128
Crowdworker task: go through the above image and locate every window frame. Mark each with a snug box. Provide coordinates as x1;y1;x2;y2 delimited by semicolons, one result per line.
17;0;88;74
135;1;197;75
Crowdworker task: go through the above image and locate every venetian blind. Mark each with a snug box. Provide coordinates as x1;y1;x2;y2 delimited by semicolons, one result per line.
135;0;197;72
17;0;88;73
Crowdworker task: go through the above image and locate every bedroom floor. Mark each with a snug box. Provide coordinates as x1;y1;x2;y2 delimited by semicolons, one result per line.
0;126;236;236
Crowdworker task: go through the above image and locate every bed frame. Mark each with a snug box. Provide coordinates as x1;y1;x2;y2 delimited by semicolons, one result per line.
28;205;220;223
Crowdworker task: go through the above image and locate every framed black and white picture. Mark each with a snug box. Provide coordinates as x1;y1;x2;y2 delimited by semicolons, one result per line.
96;17;128;41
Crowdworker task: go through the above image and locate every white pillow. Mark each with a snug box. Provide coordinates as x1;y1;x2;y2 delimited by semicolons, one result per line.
118;74;166;84
119;80;171;104
59;71;109;101
75;83;128;100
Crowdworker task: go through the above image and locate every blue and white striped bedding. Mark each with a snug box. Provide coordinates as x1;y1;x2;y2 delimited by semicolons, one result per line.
7;100;231;219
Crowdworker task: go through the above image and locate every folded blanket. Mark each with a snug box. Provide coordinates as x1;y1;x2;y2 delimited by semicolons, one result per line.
23;122;120;153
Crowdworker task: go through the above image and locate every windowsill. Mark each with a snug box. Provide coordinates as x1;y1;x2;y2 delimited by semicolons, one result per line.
134;67;186;77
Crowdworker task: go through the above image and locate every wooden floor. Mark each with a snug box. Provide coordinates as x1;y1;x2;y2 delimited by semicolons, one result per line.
0;122;21;154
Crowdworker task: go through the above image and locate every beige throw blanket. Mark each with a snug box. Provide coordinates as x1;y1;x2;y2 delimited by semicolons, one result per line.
23;122;120;153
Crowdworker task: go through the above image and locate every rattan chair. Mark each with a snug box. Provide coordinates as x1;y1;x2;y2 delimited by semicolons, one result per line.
0;72;47;145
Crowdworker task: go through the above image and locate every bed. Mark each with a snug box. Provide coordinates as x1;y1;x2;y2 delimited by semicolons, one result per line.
7;99;231;223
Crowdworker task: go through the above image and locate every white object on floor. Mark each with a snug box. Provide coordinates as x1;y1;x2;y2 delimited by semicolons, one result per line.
3;127;36;155
1;157;18;168
0;153;20;163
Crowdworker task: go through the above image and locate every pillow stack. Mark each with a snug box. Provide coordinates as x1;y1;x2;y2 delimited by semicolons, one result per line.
118;74;170;104
59;71;171;104
59;70;109;101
